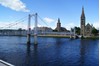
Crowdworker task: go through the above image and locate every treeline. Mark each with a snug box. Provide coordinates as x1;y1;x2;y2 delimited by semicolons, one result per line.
75;26;99;36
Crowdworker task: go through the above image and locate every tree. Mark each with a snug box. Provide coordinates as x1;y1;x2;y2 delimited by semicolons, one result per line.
53;30;57;32
75;27;80;35
92;27;99;36
18;28;22;31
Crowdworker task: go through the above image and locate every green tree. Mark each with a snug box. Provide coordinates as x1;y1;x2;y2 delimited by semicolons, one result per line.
53;30;57;32
18;28;22;31
75;27;80;35
92;27;99;36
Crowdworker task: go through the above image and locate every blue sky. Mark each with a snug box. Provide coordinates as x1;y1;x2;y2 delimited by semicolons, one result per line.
0;0;99;30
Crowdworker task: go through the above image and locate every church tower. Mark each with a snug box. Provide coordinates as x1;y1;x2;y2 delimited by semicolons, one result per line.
80;7;85;36
57;18;61;32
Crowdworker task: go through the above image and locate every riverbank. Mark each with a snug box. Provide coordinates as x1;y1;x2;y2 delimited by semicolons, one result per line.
38;35;70;38
0;35;99;39
82;36;99;39
39;35;99;39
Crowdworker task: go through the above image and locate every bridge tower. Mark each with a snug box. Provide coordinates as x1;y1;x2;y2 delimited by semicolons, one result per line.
27;13;38;44
27;14;31;44
34;13;38;44
70;28;72;38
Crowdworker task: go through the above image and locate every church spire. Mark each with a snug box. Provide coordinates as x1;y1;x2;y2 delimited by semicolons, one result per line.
57;18;61;32
81;6;85;18
80;6;85;36
58;18;60;23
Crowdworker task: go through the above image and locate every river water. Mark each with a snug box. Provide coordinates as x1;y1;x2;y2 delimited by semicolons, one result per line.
0;36;99;66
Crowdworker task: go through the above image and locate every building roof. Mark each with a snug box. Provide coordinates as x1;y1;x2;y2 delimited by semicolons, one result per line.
55;27;68;32
58;18;61;23
81;7;85;18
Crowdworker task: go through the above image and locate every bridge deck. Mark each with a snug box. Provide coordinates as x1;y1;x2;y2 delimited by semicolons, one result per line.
0;60;14;66
0;62;7;66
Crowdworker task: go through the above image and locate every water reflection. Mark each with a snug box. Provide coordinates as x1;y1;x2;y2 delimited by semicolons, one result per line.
26;44;39;66
33;44;38;66
27;43;31;55
54;38;63;65
26;44;31;66
80;40;86;66
55;38;62;45
79;39;99;66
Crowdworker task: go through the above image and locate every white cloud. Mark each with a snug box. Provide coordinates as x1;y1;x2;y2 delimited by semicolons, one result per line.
65;23;76;30
37;24;42;27
0;0;30;12
93;22;99;29
44;17;55;23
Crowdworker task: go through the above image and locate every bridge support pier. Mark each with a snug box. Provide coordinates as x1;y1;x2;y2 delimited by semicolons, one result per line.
27;14;31;44
70;28;72;38
27;34;30;44
74;27;76;39
34;13;38;44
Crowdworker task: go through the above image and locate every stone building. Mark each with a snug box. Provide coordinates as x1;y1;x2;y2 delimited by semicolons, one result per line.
55;18;67;32
85;23;93;36
0;29;27;36
80;7;93;37
36;27;53;32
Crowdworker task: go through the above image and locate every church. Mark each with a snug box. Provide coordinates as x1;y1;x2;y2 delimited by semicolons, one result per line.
55;18;67;32
80;7;93;37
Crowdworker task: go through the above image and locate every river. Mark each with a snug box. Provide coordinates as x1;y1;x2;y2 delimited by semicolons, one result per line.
0;36;99;66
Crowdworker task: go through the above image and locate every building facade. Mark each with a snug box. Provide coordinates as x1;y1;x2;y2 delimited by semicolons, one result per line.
56;18;61;32
80;7;85;36
0;29;27;36
35;27;53;34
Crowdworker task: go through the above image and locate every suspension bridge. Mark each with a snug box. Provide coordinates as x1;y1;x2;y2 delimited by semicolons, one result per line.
0;13;76;44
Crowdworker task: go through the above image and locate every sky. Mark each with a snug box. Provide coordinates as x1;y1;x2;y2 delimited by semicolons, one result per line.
0;0;99;30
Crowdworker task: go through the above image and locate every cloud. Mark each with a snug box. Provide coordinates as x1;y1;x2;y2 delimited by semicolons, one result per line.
44;17;55;23
65;23;76;30
37;24;42;27
0;0;30;12
93;22;99;29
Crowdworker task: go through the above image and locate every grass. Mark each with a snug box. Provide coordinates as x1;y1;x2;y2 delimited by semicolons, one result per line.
38;35;70;38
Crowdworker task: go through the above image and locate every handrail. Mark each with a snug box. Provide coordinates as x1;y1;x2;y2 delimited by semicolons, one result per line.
0;60;14;66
